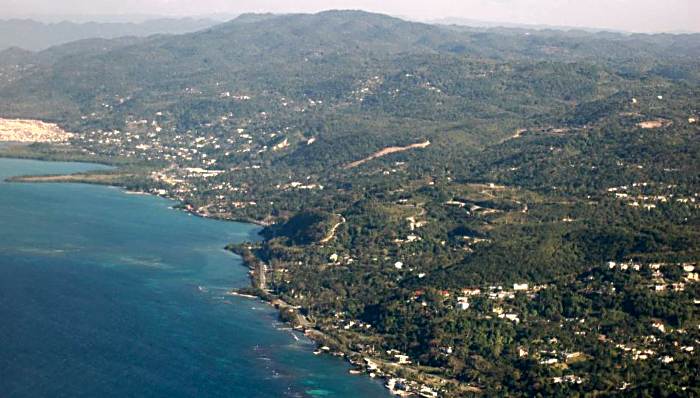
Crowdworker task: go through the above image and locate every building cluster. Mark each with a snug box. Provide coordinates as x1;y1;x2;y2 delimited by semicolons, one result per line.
606;261;699;292
606;183;699;210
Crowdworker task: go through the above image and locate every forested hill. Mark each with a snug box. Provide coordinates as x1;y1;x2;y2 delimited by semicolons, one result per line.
1;11;699;396
1;10;699;153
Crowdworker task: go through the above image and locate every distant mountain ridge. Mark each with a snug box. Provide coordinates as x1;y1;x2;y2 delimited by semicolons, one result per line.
430;17;628;33
1;10;698;160
0;18;220;51
432;17;699;35
0;10;698;125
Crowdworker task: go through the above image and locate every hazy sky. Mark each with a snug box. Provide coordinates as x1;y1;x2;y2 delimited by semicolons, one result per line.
2;0;698;33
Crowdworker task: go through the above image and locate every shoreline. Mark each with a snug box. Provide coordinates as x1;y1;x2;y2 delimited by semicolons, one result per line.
8;172;273;228
226;245;456;397
125;188;427;395
0;143;130;167
5;157;448;397
0;157;393;397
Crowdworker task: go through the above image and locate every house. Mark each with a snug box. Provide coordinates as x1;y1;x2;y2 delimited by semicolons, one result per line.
503;313;520;323
553;375;584;384
671;283;685;292
504;313;520;323
364;358;380;372
489;291;509;300
513;283;529;291
457;297;470;310
405;234;421;242
418;385;438;398
385;378;410;396
651;322;666;333
461;288;481;296
660;356;674;364
445;200;467;208
394;354;411;364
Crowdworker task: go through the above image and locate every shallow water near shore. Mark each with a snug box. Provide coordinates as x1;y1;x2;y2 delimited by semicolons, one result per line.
0;158;388;397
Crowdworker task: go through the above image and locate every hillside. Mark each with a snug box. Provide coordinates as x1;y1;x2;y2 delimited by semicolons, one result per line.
0;10;698;397
2;11;697;165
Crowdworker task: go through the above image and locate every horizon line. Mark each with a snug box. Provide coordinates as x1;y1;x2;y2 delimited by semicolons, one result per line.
1;9;698;35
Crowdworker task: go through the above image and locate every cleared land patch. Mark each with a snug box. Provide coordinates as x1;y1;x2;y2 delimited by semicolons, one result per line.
10;173;130;184
344;140;430;169
0;118;74;142
636;119;672;129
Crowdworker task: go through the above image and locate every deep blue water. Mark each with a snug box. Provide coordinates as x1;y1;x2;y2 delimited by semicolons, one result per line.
0;158;388;398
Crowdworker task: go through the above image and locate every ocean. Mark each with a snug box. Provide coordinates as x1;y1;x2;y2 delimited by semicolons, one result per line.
0;158;388;398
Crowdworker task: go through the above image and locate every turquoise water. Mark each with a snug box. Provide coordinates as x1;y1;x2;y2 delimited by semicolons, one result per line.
0;158;388;398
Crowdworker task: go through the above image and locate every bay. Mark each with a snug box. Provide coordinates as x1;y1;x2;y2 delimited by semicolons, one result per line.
0;158;388;398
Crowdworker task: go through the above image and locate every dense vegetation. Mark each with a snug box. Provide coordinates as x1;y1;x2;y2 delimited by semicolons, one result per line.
1;11;698;396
